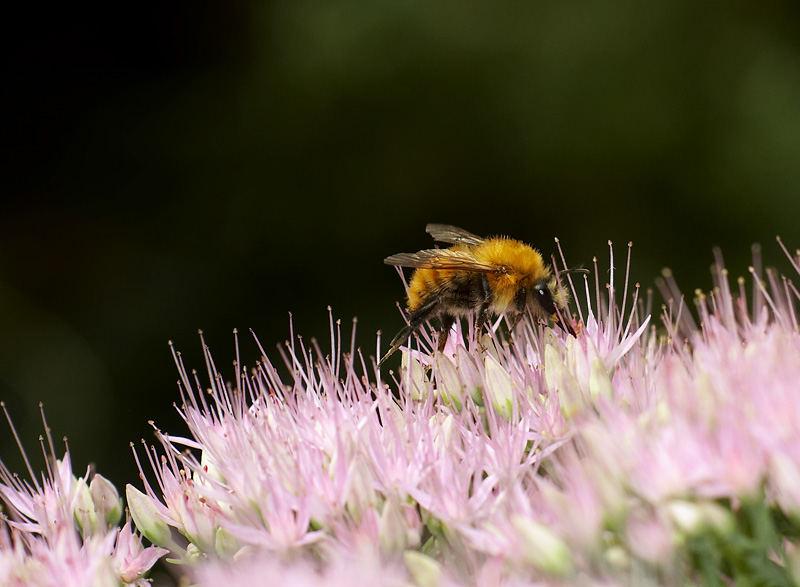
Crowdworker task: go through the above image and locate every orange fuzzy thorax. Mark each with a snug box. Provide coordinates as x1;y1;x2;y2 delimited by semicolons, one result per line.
406;237;550;313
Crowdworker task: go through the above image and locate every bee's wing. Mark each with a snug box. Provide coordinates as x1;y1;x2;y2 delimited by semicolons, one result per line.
384;248;501;272
425;224;485;246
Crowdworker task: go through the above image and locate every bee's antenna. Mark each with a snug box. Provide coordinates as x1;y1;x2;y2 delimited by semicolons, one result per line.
557;268;590;277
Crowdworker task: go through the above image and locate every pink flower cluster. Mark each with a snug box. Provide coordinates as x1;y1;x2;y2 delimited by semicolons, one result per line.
4;239;800;585
0;406;166;586
125;240;800;584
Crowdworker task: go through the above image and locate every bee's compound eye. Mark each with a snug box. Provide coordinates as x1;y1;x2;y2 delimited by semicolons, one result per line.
534;285;557;315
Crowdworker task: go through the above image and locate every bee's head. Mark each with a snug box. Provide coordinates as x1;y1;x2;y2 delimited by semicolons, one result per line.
517;273;574;335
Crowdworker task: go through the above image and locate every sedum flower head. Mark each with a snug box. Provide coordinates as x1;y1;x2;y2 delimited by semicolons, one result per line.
0;405;166;586
128;240;800;585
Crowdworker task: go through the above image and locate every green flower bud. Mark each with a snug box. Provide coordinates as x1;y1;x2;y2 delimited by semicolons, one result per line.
90;474;122;527
126;484;180;552
214;526;241;559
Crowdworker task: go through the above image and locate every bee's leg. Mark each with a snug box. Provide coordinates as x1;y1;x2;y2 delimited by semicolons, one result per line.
437;313;456;352
379;299;438;366
474;275;492;338
474;302;491;352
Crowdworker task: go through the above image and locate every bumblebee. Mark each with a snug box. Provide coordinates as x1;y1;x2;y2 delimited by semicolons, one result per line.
379;224;575;365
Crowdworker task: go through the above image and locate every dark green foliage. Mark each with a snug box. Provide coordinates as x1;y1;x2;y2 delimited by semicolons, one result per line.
686;498;797;586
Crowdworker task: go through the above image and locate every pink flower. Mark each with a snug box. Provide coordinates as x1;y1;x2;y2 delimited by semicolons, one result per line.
0;406;164;585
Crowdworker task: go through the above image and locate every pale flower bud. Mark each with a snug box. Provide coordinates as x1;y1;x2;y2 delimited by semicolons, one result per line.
214;526;241;559
73;478;100;536
90;474;122;527
436;354;464;409
126;484;181;552
512;515;573;577
544;344;582;418
604;545;630;571
404;550;441;587
589;358;613;399
379;496;408;554
666;500;704;535
667;499;734;537
484;354;513;418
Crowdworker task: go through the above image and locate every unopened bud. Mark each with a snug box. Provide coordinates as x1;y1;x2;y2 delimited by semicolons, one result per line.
126;485;180;552
512;516;573;577
90;474;122;526
404;550;441;587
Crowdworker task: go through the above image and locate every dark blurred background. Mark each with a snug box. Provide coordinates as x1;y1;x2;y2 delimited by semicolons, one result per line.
2;1;800;490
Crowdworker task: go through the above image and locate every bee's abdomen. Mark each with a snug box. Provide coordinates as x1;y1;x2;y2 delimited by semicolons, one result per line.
407;268;443;311
407;269;489;314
